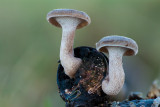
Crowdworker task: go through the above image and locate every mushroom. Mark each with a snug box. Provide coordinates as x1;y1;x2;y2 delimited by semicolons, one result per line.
96;35;138;95
47;9;91;78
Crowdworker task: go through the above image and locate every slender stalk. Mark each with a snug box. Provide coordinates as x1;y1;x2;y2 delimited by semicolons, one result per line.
102;47;126;95
56;17;82;78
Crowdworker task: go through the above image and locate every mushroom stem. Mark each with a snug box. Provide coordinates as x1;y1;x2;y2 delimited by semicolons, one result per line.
102;47;126;95
56;17;82;78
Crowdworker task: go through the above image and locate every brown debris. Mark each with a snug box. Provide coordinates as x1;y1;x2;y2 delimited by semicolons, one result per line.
147;80;160;99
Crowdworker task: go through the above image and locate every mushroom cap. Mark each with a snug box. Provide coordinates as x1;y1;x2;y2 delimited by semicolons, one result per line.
96;35;138;56
47;9;91;29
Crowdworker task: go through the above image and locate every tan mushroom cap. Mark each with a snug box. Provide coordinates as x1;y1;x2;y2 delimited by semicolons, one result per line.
96;35;138;56
47;9;91;29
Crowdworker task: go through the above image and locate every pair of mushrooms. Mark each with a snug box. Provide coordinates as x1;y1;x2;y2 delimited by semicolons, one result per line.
47;9;138;95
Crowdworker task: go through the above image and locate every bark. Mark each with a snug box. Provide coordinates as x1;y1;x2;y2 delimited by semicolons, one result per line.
99;98;160;107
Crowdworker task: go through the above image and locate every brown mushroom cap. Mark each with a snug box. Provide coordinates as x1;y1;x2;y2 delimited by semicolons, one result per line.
47;9;91;29
96;35;138;56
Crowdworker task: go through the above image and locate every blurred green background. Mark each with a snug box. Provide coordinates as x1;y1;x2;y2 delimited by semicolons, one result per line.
1;0;160;107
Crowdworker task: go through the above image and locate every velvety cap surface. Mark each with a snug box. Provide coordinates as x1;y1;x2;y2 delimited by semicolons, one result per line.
96;35;138;56
47;9;91;29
